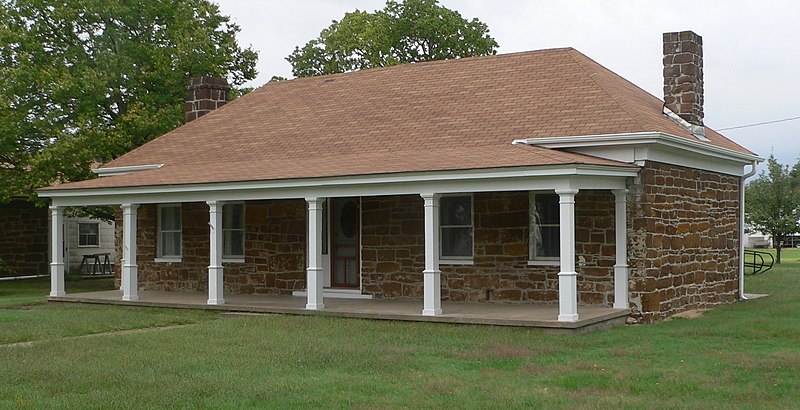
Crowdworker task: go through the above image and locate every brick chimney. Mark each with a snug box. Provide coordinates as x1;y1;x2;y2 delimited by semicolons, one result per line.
662;31;703;126
184;76;231;122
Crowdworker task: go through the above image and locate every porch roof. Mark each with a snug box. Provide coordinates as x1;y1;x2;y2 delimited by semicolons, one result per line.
42;48;747;193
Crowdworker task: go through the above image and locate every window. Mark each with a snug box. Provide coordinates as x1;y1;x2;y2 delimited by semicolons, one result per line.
223;203;245;258
529;192;560;260
78;222;99;247
158;204;182;258
440;195;473;259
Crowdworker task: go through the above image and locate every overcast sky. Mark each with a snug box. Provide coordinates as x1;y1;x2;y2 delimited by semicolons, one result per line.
215;0;799;170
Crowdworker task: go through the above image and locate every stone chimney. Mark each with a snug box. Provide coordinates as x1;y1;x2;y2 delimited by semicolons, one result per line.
662;31;703;126
184;76;231;122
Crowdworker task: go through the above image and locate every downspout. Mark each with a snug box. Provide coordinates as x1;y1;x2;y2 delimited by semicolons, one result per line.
739;161;758;300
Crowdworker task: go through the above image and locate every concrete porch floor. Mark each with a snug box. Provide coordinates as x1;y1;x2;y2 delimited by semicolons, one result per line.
49;290;631;334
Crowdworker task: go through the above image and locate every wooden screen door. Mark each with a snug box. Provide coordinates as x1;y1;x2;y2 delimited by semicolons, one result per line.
331;197;360;288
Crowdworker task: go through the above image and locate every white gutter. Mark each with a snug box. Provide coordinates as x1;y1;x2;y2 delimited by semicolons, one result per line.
739;161;759;300
92;164;164;177
512;131;762;164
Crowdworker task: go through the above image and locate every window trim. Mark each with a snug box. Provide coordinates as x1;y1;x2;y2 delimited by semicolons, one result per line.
222;202;246;259
529;191;561;263
438;193;474;263
77;222;100;248
157;203;182;260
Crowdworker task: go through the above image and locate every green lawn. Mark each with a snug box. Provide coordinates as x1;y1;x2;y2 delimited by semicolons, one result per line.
1;257;799;408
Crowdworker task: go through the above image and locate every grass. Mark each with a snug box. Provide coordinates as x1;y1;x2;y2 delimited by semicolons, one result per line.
1;255;799;408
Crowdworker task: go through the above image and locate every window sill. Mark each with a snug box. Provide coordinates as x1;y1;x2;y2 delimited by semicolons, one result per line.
77;245;100;248
154;257;182;263
223;258;245;264
439;259;474;266
527;260;560;266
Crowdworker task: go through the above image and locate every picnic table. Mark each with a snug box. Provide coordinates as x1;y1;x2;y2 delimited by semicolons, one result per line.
79;253;112;275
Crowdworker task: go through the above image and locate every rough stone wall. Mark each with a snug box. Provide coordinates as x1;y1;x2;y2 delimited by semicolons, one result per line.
360;192;616;305
0;200;49;276
628;161;740;322
114;200;306;294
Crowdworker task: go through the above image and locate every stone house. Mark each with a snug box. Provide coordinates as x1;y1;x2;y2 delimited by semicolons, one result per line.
39;31;759;323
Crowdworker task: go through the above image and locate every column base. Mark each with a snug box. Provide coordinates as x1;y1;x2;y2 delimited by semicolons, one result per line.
422;308;442;316
122;295;139;302
306;303;325;310
49;291;66;297
558;313;579;322
207;298;225;305
613;264;629;309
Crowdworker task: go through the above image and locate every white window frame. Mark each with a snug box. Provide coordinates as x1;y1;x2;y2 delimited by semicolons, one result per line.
528;191;560;266
156;203;182;262
77;222;100;247
222;202;245;262
439;194;474;264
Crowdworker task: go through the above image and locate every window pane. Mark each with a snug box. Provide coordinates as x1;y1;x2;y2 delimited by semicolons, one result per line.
161;231;181;256
440;196;471;226
79;223;98;236
161;206;181;230
224;204;244;229
441;227;473;257
537;226;560;258
534;194;559;225
224;230;244;257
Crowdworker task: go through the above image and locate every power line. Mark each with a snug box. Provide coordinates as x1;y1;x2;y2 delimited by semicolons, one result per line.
716;115;800;131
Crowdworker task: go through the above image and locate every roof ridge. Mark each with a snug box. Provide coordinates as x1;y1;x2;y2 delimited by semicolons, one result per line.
565;49;652;132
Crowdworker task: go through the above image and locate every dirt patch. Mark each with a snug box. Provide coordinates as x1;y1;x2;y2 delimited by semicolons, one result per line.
670;309;705;319
0;323;195;349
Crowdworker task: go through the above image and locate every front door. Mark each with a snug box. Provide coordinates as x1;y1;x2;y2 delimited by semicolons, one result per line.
331;197;360;288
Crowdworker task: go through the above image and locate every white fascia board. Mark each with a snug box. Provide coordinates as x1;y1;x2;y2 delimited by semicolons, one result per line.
513;132;762;164
92;164;164;177
40;164;638;207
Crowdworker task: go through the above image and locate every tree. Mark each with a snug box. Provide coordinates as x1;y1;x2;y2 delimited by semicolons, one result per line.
287;0;498;78
0;0;258;205
745;155;800;264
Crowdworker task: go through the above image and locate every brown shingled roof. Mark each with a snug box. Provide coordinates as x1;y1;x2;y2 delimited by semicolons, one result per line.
45;48;751;191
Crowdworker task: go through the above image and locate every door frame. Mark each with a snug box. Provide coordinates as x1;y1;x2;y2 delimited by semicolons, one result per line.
329;197;361;289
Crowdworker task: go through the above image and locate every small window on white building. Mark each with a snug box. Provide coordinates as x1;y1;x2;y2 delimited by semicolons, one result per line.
440;195;473;259
158;204;182;258
78;222;100;247
530;192;560;260
223;203;245;258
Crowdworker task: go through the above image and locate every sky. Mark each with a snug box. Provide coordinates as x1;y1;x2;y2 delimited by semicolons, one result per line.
214;0;799;171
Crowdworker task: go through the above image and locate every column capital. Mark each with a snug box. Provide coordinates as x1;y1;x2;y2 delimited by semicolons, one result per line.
121;203;140;211
555;188;579;196
612;189;629;202
420;193;441;201
49;205;64;212
206;200;223;208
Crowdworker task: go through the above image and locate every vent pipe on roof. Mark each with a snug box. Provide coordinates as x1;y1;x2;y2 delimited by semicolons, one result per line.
185;76;231;123
662;31;704;127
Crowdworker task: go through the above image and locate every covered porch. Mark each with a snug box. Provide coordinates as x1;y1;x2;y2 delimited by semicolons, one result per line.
49;289;630;334
41;164;639;325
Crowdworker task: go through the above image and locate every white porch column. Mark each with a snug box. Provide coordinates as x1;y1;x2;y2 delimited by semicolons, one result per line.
207;201;225;305
612;189;630;309
305;197;324;310
556;189;579;322
49;206;65;297
421;193;442;316
121;203;139;301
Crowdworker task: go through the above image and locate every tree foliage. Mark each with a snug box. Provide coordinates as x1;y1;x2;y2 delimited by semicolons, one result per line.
287;0;498;78
745;155;800;263
0;0;258;204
